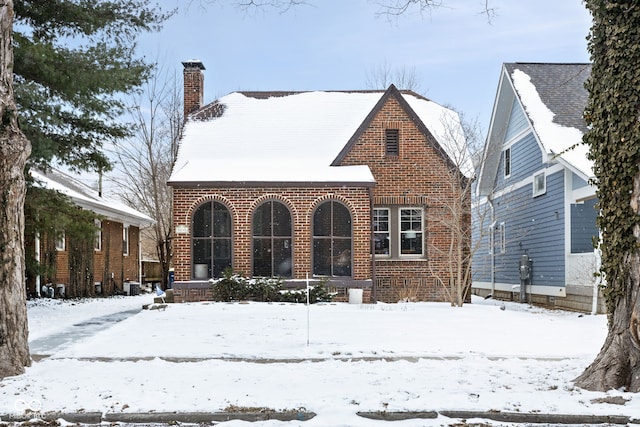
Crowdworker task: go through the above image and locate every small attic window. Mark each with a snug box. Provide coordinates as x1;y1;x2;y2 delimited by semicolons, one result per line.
385;129;399;155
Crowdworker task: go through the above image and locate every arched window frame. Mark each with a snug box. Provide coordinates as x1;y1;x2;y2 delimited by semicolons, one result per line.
252;200;293;278
312;200;353;277
191;200;233;279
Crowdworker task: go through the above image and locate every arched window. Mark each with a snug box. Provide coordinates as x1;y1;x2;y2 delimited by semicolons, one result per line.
253;201;292;278
192;201;232;279
313;200;352;277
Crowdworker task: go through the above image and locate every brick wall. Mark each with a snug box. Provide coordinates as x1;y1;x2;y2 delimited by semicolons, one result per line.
172;186;372;282
340;96;471;303
40;220;142;296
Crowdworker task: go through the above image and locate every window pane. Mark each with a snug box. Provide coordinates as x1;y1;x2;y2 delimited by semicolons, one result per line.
193;202;212;237
313;203;331;236
193;239;212;279
313;238;331;276
273;238;292;277
400;209;422;232
213;202;231;237
374;233;390;255
374;208;390;255
213;239;232;278
332;203;351;237
401;232;423;254
272;202;291;237
400;208;423;255
332;240;351;277
253;238;271;277
253;202;272;236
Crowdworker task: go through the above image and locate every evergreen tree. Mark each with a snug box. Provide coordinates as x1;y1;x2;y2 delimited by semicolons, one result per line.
14;0;171;172
15;1;171;296
574;1;640;392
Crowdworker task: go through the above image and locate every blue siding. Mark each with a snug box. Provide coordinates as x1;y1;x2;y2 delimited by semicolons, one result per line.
471;203;493;283
571;198;598;253
572;172;588;190
504;98;528;141
495;170;565;286
496;132;543;188
474;170;566;287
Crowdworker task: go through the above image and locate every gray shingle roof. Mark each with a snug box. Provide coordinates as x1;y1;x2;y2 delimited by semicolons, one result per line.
504;63;591;133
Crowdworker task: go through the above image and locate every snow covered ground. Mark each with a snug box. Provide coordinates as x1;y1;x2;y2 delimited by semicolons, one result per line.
1;294;638;426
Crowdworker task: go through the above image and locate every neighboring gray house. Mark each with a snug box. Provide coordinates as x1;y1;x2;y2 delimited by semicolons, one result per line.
472;63;602;313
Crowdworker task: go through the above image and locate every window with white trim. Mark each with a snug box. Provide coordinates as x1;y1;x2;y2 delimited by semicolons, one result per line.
373;208;390;256
55;232;65;251
533;171;546;197
373;207;425;258
504;147;511;177
498;222;506;254
94;219;102;251
123;226;130;256
400;208;424;256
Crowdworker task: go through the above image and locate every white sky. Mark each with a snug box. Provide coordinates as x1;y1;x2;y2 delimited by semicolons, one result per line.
3;294;637;426
138;0;592;134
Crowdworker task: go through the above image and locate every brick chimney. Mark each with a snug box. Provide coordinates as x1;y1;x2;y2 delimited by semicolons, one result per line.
182;60;205;118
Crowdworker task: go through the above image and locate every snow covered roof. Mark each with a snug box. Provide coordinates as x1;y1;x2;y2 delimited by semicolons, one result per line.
169;86;471;185
506;63;592;178
31;168;154;227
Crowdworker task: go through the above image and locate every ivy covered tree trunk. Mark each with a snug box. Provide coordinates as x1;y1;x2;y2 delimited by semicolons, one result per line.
0;0;31;378
575;1;640;391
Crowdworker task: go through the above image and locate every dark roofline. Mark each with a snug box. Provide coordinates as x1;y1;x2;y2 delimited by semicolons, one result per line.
167;180;376;188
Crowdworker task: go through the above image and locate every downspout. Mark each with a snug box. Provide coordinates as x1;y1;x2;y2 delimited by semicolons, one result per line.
369;187;377;302
138;227;143;286
488;195;496;296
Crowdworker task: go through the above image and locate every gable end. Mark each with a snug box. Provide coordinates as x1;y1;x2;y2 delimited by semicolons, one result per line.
331;85;463;180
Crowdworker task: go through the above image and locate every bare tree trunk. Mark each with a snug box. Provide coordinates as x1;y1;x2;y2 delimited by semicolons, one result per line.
575;171;640;391
0;0;32;378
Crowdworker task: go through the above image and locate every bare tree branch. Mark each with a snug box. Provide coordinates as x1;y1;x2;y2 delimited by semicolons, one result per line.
365;61;423;92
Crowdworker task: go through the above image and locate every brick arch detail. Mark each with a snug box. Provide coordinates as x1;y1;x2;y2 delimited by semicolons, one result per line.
308;194;359;224
183;194;237;228
245;194;298;224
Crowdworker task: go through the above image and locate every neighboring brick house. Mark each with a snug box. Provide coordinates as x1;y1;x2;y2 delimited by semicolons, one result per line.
28;167;153;298
169;60;472;303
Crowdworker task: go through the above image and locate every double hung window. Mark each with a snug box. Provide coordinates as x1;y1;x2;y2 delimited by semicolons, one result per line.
373;207;424;258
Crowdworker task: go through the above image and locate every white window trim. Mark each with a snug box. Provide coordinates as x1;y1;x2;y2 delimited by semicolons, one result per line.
94;219;102;251
499;222;506;254
533;171;546;197
399;207;424;257
504;147;511;178
373;207;391;258
123;226;130;256
55;232;65;252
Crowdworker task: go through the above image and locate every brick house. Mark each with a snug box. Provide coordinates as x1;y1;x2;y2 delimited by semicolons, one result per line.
28;167;153;298
169;61;472;303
